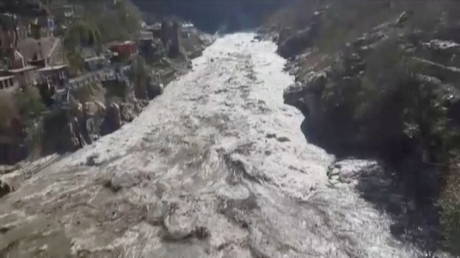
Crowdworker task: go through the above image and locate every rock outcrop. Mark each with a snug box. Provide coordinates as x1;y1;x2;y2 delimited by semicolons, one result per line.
0;179;12;198
102;103;122;134
276;12;322;58
267;0;460;253
280;9;460;160
41;98;149;155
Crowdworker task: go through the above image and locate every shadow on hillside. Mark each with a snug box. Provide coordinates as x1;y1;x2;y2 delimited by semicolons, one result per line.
300;119;443;256
354;163;442;256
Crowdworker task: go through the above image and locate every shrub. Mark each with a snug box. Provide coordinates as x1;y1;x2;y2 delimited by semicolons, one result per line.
66;50;85;75
72;83;106;103
15;86;45;124
79;0;141;43
64;21;102;51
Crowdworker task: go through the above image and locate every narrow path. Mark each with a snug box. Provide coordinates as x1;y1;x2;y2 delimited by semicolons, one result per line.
0;33;421;257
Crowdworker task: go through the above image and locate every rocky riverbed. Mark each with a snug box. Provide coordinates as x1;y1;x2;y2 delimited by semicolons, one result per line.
0;33;435;257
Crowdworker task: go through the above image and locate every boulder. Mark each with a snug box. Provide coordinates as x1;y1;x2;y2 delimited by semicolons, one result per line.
102;103;122;134
120;103;137;122
83;101;106;117
146;75;164;99
277;27;316;58
277;11;322;58
162;200;197;240
394;11;412;27
0;179;12;198
65;118;84;151
284;71;327;116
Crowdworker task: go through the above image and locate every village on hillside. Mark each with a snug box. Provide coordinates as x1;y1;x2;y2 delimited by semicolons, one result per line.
0;0;210;166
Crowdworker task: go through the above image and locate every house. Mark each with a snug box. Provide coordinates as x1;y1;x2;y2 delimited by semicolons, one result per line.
37;64;68;90
17;36;65;68
145;23;162;39
108;41;138;61
84;56;109;72
1;11;68;91
8;36;65;90
36;64;69;105
30;15;55;39
7;66;38;89
61;4;82;19
50;4;82;29
0;75;18;92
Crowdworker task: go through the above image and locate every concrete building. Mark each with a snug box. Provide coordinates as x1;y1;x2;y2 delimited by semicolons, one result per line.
37;64;68;90
7;66;38;88
17;36;65;68
0;75;18;92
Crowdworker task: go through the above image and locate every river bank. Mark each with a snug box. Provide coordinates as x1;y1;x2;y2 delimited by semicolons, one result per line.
0;32;433;258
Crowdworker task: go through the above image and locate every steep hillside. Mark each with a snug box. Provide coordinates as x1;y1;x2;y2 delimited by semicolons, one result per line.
267;0;460;254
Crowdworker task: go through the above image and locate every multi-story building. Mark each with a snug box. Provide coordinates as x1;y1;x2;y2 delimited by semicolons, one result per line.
0;74;18;92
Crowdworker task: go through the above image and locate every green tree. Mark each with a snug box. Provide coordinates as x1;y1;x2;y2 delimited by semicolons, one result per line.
15;86;45;123
64;20;102;51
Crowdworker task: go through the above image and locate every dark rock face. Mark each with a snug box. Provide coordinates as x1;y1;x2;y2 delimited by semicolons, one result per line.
0;119;27;165
102;103;122;135
277;5;460;252
0;143;26;166
277;12;322;58
278;27;316;58
0;180;12;198
283;18;460;161
41;99;148;155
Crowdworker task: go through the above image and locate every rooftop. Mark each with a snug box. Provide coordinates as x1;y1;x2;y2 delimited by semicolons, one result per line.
0;75;15;81
8;66;37;73
17;37;61;64
37;64;68;72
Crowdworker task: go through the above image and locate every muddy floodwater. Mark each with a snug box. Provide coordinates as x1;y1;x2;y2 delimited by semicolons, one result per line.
0;33;425;257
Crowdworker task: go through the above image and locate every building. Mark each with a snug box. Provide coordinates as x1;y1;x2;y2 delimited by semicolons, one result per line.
17;36;65;68
30;15;55;39
108;41;138;61
37;64;68;90
84;56;109;72
0;74;18;92
145;23;162;39
7;66;38;89
2;36;64;90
